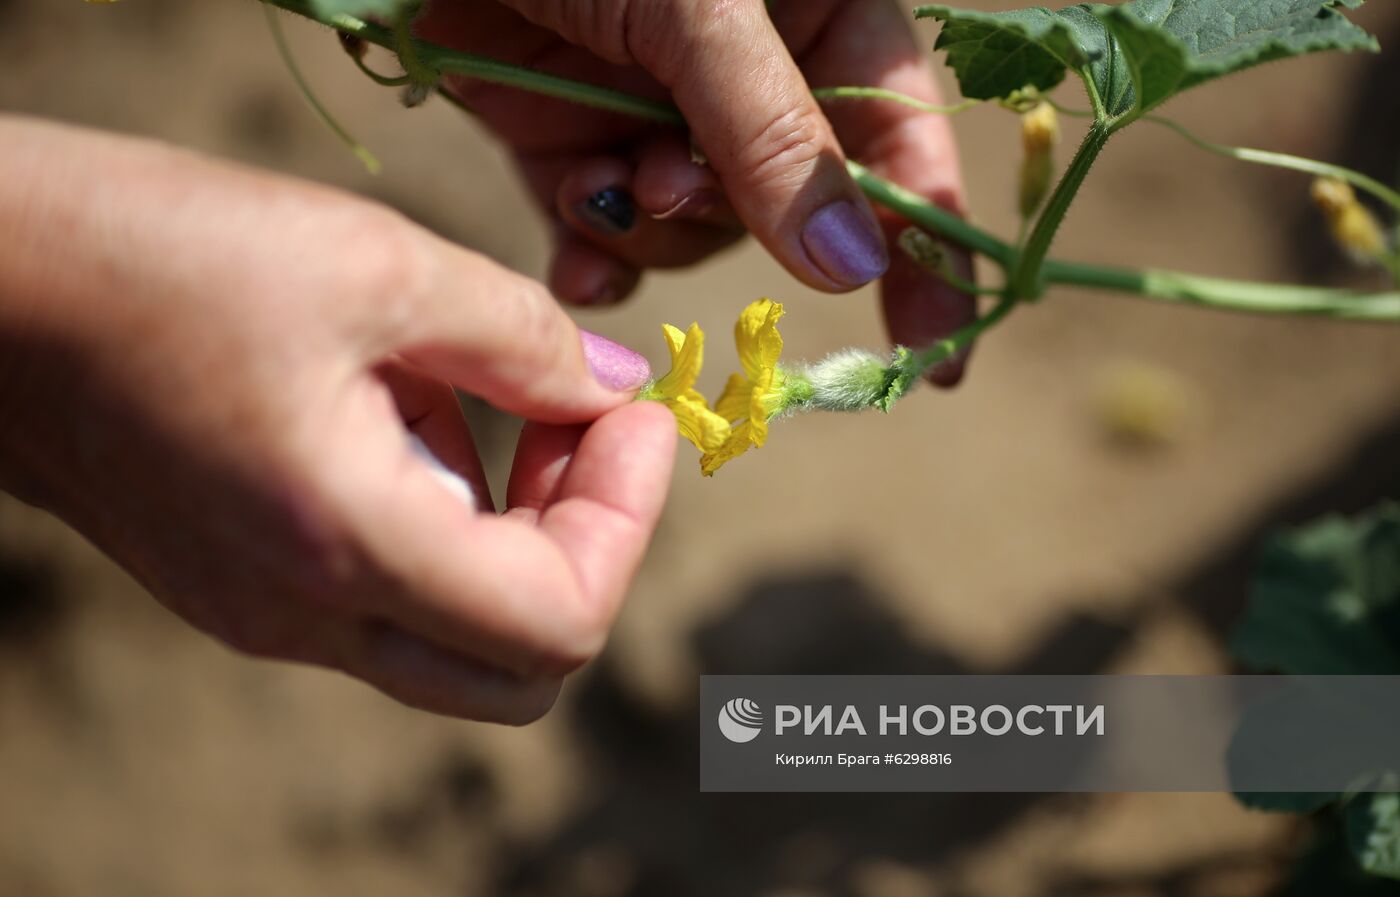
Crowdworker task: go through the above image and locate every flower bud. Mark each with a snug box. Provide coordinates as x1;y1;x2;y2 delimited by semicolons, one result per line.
897;227;946;274
1019;102;1060;219
1310;177;1388;265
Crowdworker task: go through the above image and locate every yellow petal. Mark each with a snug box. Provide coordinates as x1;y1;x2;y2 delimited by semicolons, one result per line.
747;366;787;448
655;322;705;398
713;372;754;423
700;422;755;477
669;396;732;454
734;299;784;383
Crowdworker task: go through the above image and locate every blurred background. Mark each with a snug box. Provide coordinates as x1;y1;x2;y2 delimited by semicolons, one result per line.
3;1;1400;895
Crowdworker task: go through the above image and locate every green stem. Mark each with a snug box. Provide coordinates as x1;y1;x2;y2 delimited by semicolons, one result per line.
1010;123;1111;299
1043;258;1400;321
1144;115;1400;215
263;0;684;125
391;1;435;87
261;0;1400;323
350;53;411;87
847;160;1014;268
262;4;380;174
914;292;1019;370
812;87;980;117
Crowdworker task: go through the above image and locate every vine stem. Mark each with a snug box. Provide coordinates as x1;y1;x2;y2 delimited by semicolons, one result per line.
914;292;1018;370
811;87;980;117
1010;123;1111;299
1043;259;1400;321
262;3;380;173
259;0;1400;323
265;0;684;125
1143;115;1400;214
846;161;1013;267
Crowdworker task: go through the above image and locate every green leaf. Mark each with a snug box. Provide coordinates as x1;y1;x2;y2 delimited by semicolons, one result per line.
915;1;1378;121
1348;793;1400;880
1284;818;1400;897
307;0;408;20
1094;0;1380;115
916;5;1133;113
1231;502;1400;675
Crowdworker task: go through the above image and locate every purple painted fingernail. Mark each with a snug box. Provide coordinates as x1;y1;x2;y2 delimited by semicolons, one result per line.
579;330;651;391
801;200;890;287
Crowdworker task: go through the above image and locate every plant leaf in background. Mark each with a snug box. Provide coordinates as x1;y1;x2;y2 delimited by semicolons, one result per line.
1230;503;1400;885
1348;792;1400;880
1284;822;1400;896
915;1;1378;121
1231;502;1400;676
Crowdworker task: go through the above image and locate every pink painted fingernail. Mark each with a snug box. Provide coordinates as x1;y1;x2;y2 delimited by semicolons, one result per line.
579;330;651;391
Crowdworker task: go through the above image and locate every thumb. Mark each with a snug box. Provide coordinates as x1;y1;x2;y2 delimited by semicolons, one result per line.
386;234;652;424
503;0;889;292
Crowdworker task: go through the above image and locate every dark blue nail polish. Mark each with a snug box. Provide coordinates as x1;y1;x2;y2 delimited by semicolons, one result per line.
575;187;636;236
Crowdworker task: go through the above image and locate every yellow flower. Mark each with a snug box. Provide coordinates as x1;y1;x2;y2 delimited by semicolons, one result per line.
701;299;787;476
644;322;731;454
1311;177;1388;264
1019;102;1059;219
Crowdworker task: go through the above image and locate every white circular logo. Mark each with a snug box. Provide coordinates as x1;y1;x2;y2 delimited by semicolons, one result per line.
718;697;764;743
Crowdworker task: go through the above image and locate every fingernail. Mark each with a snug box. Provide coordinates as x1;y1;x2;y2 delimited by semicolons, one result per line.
653;189;721;221
801;200;890;287
573;187;636;236
579;330;651;391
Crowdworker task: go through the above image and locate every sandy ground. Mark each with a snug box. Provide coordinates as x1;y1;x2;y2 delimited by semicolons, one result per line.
2;1;1400;895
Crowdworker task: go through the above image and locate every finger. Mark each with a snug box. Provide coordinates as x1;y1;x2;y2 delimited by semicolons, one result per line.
533;401;676;630
387;235;653;422
798;0;977;385
556;156;744;269
375;358;494;512
341;621;563;724
504;419;585;523
326;388;673;679
631;134;741;229
549;231;643;307
504;0;889;291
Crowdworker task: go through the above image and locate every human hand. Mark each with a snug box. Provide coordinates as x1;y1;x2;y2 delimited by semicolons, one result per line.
418;0;976;385
0;116;676;723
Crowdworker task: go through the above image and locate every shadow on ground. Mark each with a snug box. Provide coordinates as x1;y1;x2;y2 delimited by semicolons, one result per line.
354;415;1400;897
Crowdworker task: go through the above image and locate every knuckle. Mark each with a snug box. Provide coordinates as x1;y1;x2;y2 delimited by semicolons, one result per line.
510;281;574;369
344;209;435;302
627;0;756;83
738;103;828;190
323;206;437;343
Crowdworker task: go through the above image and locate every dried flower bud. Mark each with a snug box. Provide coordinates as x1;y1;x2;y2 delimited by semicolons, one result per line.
1311;177;1388;265
1019;102;1060;219
897;227;946;274
400;81;432;108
